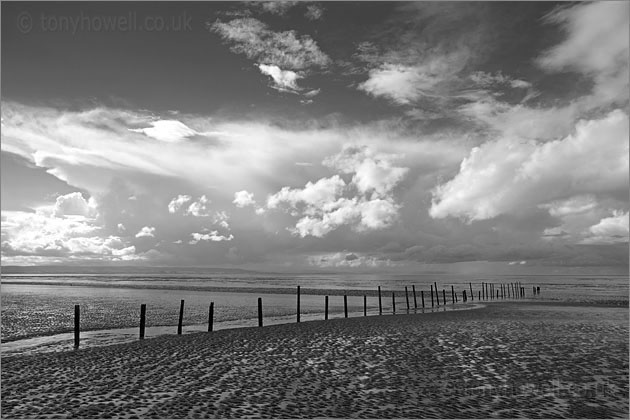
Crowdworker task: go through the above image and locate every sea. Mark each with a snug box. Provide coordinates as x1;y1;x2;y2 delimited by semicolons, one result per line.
1;269;628;356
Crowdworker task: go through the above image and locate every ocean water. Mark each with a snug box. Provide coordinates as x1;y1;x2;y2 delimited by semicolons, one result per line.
1;271;628;356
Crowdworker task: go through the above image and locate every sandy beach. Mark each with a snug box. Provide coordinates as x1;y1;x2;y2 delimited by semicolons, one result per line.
1;301;628;419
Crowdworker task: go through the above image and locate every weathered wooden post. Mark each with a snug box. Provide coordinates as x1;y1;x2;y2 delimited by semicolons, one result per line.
74;304;80;348
537;286;540;295
392;292;396;314
421;290;425;308
434;282;440;305
378;286;382;315
139;304;146;339
412;285;418;309
405;287;410;311
463;290;467;302
469;282;474;301
482;282;485;300
451;285;455;304
478;290;481;300
430;285;435;307
297;286;301;323
344;295;348;318
364;295;367;316
208;302;214;332
258;297;263;327
177;299;185;335
325;295;329;320
442;289;446;306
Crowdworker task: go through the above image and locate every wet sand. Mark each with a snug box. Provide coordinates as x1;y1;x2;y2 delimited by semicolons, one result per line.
2;301;628;418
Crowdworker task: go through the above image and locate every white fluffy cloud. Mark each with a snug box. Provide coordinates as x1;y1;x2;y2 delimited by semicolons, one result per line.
233;190;256;208
308;252;392;268
52;192;97;218
210;18;330;70
266;146;408;237
135;226;156;238
186;195;211;217
257;64;302;92
430;110;629;221
129;120;198;142
1;210;139;263
189;231;234;244
168;195;192;214
581;211;629;245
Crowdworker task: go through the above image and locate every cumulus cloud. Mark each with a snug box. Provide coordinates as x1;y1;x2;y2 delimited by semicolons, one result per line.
189;231;234;244
430;110;629;222
52;192;97;218
209;18;330;70
257;64;302;92
186;195;212;217
581;211;629;245
1;210;139;263
305;4;324;20
168;195;192;214
233;190;256;208
129;120;198;142
308;252;391;268
266;146;408;237
135;226;156;238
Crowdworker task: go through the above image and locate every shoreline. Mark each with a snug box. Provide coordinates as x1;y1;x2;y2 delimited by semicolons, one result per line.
2;301;628;418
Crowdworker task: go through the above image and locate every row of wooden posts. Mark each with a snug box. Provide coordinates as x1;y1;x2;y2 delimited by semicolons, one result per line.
72;281;539;348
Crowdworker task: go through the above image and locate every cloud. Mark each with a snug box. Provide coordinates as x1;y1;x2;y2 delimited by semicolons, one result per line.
469;71;531;90
233;190;256;208
305;4;324;21
581;211;629;245
129;120;198;142
189;231;234;244
308;252;391;268
52;192;97;218
430;110;629;222
168;195;192;214
256;64;302;93
259;1;299;16
186;195;211;217
266;145;408;237
135;226;156;238
537;1;629;107
1;209;140;263
209;18;330;70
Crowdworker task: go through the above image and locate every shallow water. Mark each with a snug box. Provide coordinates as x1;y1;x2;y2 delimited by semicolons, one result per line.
1;272;627;356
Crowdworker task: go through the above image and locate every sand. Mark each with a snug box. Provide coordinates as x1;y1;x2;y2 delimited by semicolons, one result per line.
1;301;628;419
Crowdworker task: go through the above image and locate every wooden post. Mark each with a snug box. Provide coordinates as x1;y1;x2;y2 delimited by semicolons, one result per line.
297;286;301;323
434;282;439;305
469;282;474;301
177;299;185;335
258;297;263;327
392;292;396;314
482;282;485;300
430;285;434;307
537;286;540;295
451;285;455;304
74;304;80;348
478;290;481;300
325;295;329;320
486;283;489;300
208;302;214;332
405;287;410;311
344;295;348;318
442;289;446;306
139;304;146;339
463;290;467;302
412;285;418;309
364;295;367;316
378;286;382;315
421;290;425;308
533;286;536;295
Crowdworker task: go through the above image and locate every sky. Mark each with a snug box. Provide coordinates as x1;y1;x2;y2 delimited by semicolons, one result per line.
1;1;628;273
